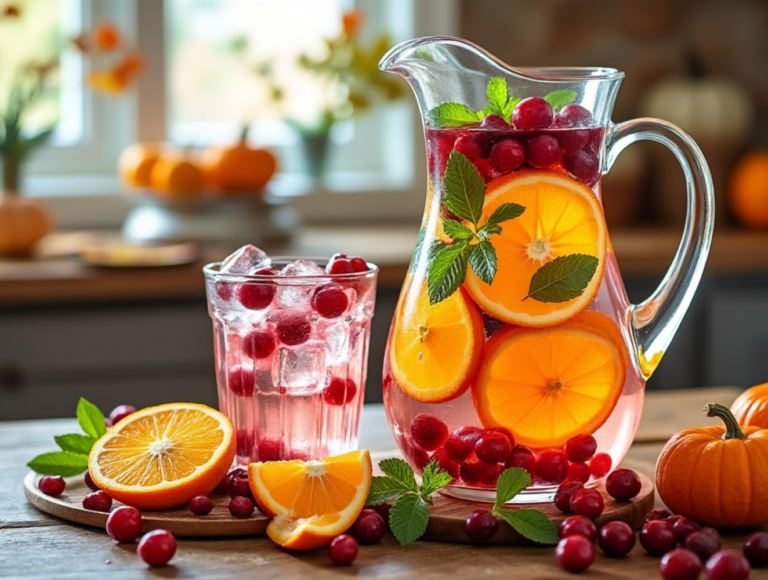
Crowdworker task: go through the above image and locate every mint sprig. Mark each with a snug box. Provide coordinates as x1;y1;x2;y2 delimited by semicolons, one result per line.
428;102;480;127
544;89;577;112
490;468;559;544
28;398;106;477
525;254;599;303
366;458;452;546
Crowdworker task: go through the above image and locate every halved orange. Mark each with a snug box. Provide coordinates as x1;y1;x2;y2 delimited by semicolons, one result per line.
249;450;372;550
473;311;627;449
390;276;485;403
88;403;235;509
464;170;607;327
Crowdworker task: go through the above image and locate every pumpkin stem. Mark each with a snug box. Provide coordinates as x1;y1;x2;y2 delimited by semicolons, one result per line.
2;156;21;195
704;403;747;440
239;124;250;144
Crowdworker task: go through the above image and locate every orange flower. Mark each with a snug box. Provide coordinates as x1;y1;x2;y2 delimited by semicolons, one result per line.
342;9;363;37
2;4;20;17
115;52;143;76
89;69;129;94
95;22;122;51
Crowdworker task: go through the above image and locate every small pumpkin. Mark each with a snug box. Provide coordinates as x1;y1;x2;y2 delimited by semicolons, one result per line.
149;153;203;197
729;152;768;229
732;382;768;428
201;128;276;193
0;194;53;257
117;142;163;188
656;403;768;528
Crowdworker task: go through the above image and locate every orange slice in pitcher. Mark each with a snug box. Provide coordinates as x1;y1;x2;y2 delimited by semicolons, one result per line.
249;450;372;550
473;311;627;449
390;276;484;403
464;170;607;327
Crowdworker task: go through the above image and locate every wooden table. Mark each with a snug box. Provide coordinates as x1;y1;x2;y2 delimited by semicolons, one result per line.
1;387;764;579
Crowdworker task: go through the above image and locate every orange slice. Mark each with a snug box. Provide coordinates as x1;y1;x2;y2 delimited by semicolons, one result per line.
464;170;607;327
473;311;627;449
390;276;484;403
249;450;372;550
88;403;235;509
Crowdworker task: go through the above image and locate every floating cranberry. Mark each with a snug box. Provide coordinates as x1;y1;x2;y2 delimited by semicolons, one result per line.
569;488;604;520
472;158;495;182
236;427;253;456
83;490;112;512
606;468;642;501
588;452;612;478
275;312;311;346
410;414;449;452
353;509;386;544
646;508;672;523
404;440;431;472
527;134;562;169
556;534;595;573
567;462;590;484
564;148;600;184
242;329;276;359
532;449;569;485
109;405;136;425
667;515;700;544
486;427;515;446
599;521;636;557
564;434;597;463
454;135;484;160
311;285;349;319
258;438;282;461
559;129;591;154
475;432;512;464
480;114;509;131
237;276;276;310
556;104;592;128
512;97;553;131
84;470;100;491
464;509;499;542
489;139;525;173
328;534;358;565
106;506;142;543
445;426;483;462
432;448;460;480
506;445;535;473
38;475;65;496
554;481;583;514
228;366;255;397
459;458;488;486
349;257;368;272
685;529;721;563
327;254;355;274
323;377;357;406
138;529;176;567
660;548;702;580
706;550;751;580
558;515;597;543
215;280;233;301
744;532;768;568
640;520;677;556
228;496;254;518
189;495;213;516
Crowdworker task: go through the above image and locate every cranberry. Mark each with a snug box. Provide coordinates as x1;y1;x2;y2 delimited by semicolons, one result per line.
137;529;176;567
228;474;254;501
506;445;535;472
323;377;357;406
532;449;569;485
660;548;703;580
214;476;230;495
481;311;504;338
569;488;604;520
640;520;677;556
554;481;584;514
485;427;514;446
567;462;590;484
311;285;349;318
237;277;276;310
475;432;512;464
84;470;100;491
432;448;460;479
556;534;595;573
38;475;65;496
353;509;386;544
404;440;430;472
327;255;355;274
104;417;113;428
558;515;598;543
605;468;642;501
328;534;358;565
667;515;700;544
599;521;636;557
564;434;597;462
512;97;553;131
527;134;562;169
646;508;672;523
744;532;768;567
275;311;311;345
215;280;233;301
83;490;112;512
258;438;282;461
488;139;525;173
706;550;751;580
228;496;254;518
242;329;276;359
556;104;592;128
228;366;255;397
480;114;509;130
236;429;255;456
564;148;600;184
459;458;488;486
559;129;591;154
685;529;721;563
410;414;448;452
472;157;495;182
482;463;505;487
189;495;213;516
454;134;483;160
109;405;136;425
464;509;499;542
349;257;368;272
106;506;142;543
444;426;483;462
588;452;612;478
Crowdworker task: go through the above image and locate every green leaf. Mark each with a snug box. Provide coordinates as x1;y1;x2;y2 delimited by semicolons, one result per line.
502;96;522;120
477;104;497;119
468;240;497;286
389;493;430;546
76;398;106;440
525;254;599;303
427;241;471;304
378;458;419;493
480;224;502;238
484;202;526;229
420;460;453;499
428;102;480;128
486;77;508;110
493;468;531;510
54;434;97;456
367;476;409;505
443;150;486;226
544;89;577;112
496;508;559;545
27;451;89;477
442;220;476;241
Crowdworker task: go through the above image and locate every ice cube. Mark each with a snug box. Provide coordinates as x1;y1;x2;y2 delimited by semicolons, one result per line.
220;245;270;274
280;259;326;278
276;259;327;308
276;343;325;393
323;319;349;365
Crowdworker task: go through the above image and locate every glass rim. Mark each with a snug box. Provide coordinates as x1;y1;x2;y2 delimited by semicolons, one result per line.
203;256;380;282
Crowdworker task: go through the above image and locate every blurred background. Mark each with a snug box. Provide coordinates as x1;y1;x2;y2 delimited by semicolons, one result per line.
2;0;768;420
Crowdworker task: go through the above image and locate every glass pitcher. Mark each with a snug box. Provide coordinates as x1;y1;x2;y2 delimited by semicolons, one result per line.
379;37;714;503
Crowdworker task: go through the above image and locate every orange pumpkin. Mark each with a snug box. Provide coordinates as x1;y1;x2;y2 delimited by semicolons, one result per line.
150;153;203;197
0;195;53;257
201;131;276;193
729;151;768;229
732;383;768;428
118;143;163;188
656;403;768;528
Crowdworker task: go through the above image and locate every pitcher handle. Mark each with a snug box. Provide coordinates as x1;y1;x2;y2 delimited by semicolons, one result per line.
604;118;715;379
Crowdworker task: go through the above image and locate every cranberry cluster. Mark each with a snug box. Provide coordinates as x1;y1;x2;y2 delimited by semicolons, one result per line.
328;508;387;565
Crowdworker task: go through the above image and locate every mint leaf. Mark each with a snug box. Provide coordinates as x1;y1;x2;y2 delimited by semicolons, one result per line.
378;458;419;493
389;493;430;546
55;434;97;456
525;254;599;303
478;104;497;119
503;96;522;120
469;240;497;285
367;476;409;505
428;102;480;128
442;150;485;226
544;89;577;112
484;202;526;229
487;77;508;111
28;451;89;477
496;508;559;545
427;241;471;304
420;460;453;499
493;468;531;510
442;220;476;241
76;398;106;440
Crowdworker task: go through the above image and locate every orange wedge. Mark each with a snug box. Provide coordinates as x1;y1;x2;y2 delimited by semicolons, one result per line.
473;311;627;449
249;450;372;550
88;403;235;510
464;170;607;327
390;276;484;403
